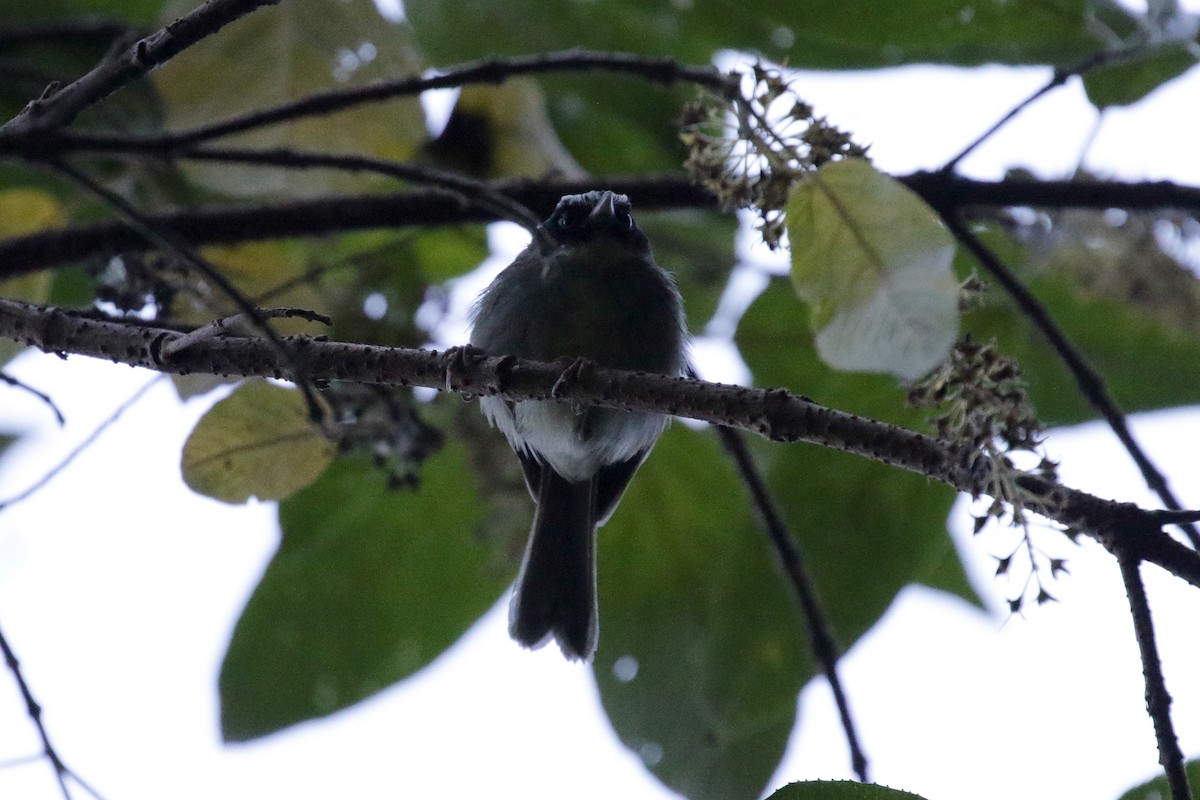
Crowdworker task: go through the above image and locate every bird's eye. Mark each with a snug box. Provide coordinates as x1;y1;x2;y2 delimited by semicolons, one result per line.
618;211;634;230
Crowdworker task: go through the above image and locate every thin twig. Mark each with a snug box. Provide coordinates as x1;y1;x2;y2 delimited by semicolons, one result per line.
941;44;1157;172
940;210;1200;549
180;145;546;237
0;619;106;800
713;422;869;782
48;158;327;424
1114;546;1191;800
0;372;65;425
0;375;161;512
161;307;330;358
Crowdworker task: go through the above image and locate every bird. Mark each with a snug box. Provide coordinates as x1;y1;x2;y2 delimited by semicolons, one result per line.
470;190;687;661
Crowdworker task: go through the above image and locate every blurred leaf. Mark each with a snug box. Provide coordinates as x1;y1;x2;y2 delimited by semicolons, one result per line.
322;226;487;347
220;444;506;741
543;75;693;173
406;0;1110;72
768;780;930;800
181;379;335;504
153;0;426;197
788;159;959;381
961;222;1200;425
1117;759;1200;800
640;210;736;333
596;426;805;800
0;188;63;364
425;79;584;179
736;278;981;619
173;240;327;333
1084;46;1197;109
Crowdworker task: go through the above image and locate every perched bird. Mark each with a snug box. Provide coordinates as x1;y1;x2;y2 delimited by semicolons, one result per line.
470;190;687;661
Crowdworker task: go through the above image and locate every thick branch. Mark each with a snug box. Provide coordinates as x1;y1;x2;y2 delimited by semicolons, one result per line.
4;172;1200;279
3;297;1199;589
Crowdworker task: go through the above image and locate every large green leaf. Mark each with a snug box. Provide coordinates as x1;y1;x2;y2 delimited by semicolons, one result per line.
1117;759;1200;800
768;780;930;800
406;0;1112;72
153;0;426;197
735;278;981;625
595;425;806;800
1084;46;1198;109
220;444;507;741
788;160;959;381
961;226;1200;426
180;380;335;504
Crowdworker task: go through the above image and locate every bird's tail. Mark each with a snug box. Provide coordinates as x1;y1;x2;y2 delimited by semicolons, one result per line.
509;468;598;661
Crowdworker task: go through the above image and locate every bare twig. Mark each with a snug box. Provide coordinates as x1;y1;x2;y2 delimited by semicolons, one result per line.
1114;546;1191;800
48;158;327;424
713;422;869;782
941;210;1200;549
0;372;65;425
941;45;1161;172
0;619;106;800
0;375;161;512
179;145;545;237
161;307;330;358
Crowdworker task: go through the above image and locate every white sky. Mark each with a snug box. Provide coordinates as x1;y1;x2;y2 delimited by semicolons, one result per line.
2;31;1200;800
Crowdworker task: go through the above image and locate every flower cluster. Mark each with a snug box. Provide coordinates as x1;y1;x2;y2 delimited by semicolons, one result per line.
680;61;866;248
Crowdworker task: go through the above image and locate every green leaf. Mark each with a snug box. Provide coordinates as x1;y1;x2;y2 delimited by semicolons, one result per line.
787;159;959;381
736;278;982;618
767;780;930;800
595;426;806;800
1084;46;1198;109
640;210;736;334
153;0;427;197
1117;759;1200;800
220;445;506;741
181;380;335;504
961;224;1200;425
425;79;584;179
406;0;1109;73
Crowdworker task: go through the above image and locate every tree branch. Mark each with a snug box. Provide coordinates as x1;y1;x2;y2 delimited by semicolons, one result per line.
0;0;278;136
941;210;1200;550
3;297;1199;590
714;423;869;782
3;172;1200;280
1114;547;1191;800
6;49;734;155
0;619;105;800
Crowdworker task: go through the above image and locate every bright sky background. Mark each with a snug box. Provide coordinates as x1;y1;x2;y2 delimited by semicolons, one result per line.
2;9;1200;800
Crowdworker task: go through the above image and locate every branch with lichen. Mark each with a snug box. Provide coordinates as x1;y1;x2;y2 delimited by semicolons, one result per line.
3;296;1199;588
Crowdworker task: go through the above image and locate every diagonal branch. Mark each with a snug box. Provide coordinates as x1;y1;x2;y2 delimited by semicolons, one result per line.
0;0;278;136
941;210;1200;550
1114;546;1191;800
714;423;869;782
0;619;106;800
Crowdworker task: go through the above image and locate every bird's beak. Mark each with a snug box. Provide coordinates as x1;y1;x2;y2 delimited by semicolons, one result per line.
588;191;618;221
